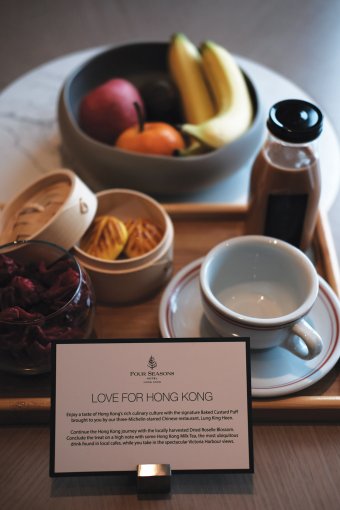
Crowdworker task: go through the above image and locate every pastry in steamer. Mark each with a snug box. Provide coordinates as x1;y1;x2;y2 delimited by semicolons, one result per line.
81;215;128;260
124;218;163;258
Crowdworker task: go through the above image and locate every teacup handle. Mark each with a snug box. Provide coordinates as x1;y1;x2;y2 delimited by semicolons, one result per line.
283;319;323;360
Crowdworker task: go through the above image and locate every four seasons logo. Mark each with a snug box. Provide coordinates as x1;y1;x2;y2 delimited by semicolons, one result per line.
129;355;174;381
147;356;157;370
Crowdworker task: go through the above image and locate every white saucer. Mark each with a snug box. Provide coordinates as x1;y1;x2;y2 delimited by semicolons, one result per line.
0;48;339;209
159;258;340;398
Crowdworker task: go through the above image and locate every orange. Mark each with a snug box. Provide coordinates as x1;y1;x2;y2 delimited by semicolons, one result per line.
115;122;185;156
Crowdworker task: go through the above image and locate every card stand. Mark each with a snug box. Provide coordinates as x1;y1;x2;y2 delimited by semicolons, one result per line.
137;464;171;494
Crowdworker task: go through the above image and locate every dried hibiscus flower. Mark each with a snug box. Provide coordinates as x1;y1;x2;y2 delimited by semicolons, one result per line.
0;251;94;369
0;254;21;285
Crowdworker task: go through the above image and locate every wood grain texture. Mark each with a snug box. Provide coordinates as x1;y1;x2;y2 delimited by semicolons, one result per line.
1;424;340;510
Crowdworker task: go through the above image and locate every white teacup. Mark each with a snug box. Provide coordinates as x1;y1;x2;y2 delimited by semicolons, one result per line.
200;235;323;360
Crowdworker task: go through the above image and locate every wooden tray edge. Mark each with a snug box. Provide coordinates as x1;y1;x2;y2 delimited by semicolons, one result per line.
0;397;50;424
2;395;340;425
314;209;340;296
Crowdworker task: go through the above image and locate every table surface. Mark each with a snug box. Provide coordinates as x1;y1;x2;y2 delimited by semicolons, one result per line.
1;1;340;509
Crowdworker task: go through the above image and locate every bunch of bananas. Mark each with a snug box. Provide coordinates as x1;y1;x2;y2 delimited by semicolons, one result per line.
168;33;253;155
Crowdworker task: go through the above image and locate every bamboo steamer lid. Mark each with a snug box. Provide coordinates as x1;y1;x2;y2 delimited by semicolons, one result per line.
0;168;97;250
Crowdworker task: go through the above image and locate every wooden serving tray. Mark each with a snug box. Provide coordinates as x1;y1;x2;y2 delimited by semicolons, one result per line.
1;204;339;423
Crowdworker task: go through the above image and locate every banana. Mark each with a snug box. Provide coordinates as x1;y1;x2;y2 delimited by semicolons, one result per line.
168;33;216;125
181;41;254;149
176;139;211;157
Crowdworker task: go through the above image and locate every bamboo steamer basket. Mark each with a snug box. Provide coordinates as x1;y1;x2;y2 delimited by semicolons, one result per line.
0;168;97;249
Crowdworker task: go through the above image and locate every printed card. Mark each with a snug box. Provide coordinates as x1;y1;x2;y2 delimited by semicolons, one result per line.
50;339;253;475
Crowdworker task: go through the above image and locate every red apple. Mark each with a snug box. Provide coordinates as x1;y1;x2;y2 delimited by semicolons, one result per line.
78;78;145;144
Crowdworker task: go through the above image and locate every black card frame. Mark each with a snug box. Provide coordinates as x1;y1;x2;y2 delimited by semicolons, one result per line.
50;338;253;477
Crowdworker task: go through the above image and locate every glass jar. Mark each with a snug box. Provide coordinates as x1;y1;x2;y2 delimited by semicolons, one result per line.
0;240;95;374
